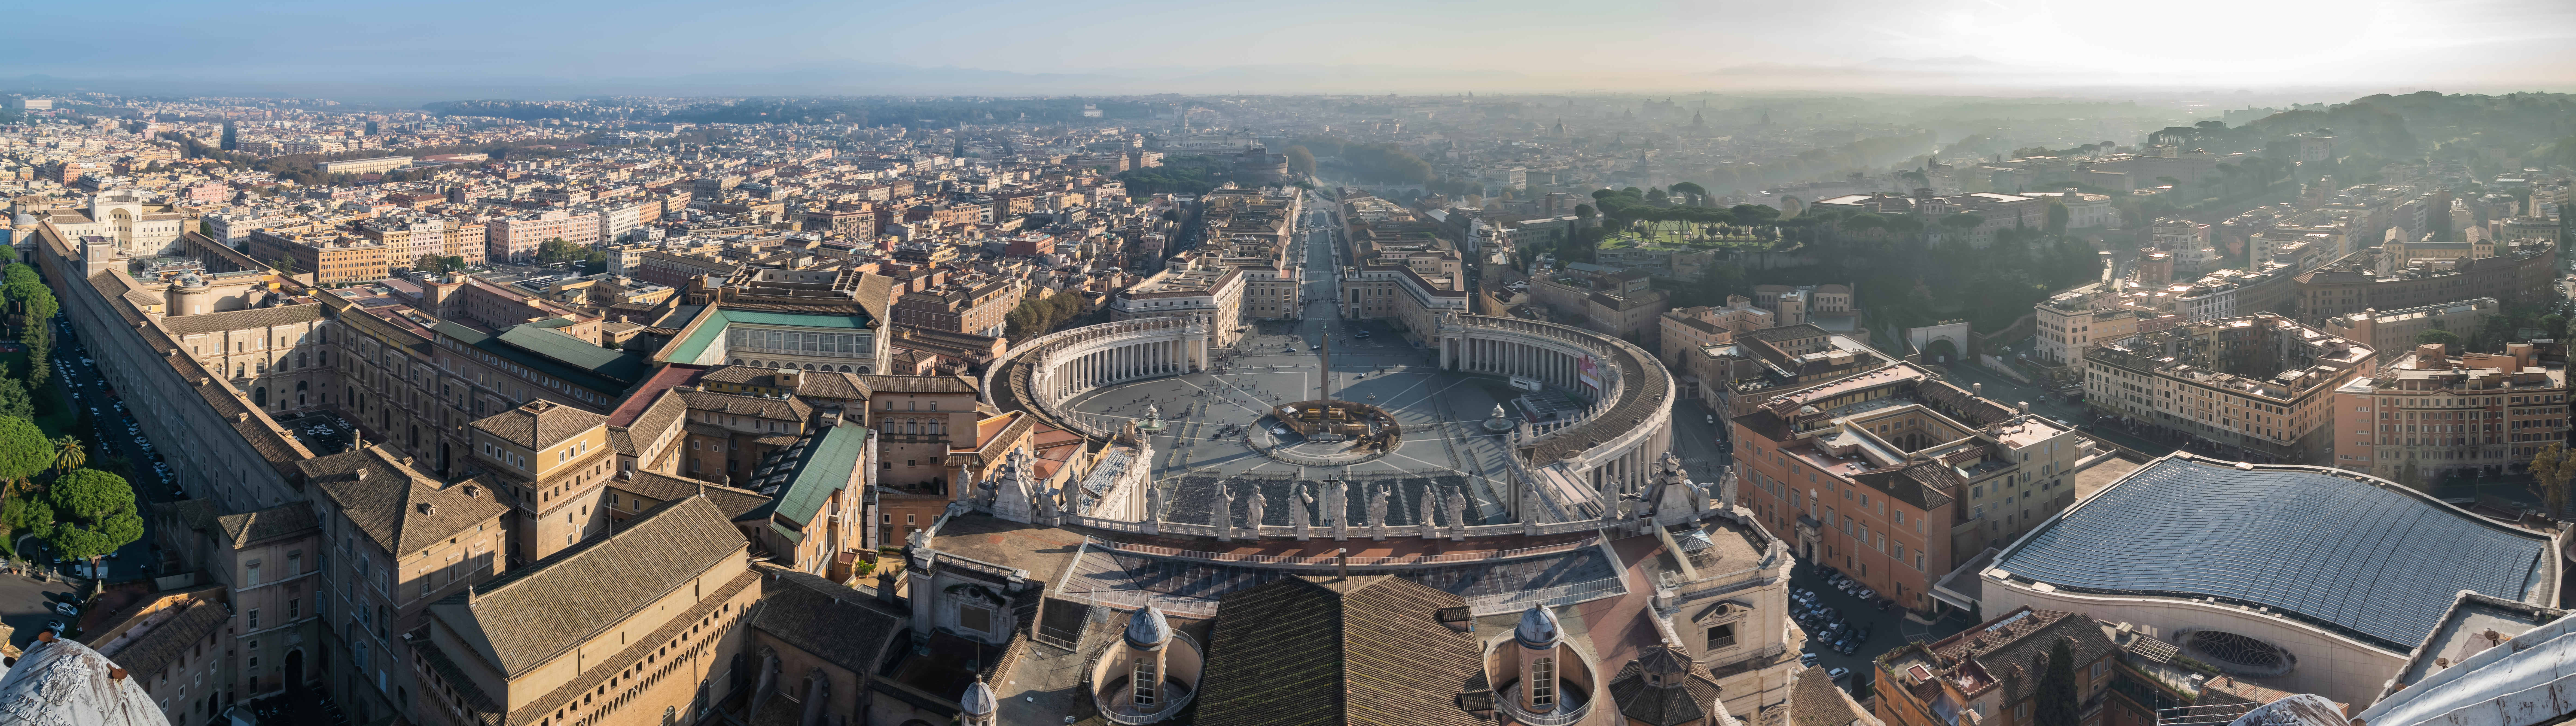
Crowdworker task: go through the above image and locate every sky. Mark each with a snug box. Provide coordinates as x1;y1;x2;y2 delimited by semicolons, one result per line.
7;0;2575;101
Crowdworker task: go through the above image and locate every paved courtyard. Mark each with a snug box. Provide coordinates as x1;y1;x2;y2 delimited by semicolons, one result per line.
1060;315;1539;522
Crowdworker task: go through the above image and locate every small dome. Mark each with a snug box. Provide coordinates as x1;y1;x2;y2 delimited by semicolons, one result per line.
1516;606;1562;648
1636;644;1692;676
10;211;33;227
960;676;997;717
1124;603;1173;650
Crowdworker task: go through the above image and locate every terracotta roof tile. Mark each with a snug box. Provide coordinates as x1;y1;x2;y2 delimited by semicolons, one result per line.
1193;576;1484;726
429;496;747;677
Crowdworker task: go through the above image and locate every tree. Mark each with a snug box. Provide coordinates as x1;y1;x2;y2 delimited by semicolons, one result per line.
42;468;140;564
536;237;585;265
1281;145;1316;177
2045;198;2071;235
2035;638;2081;726
0;418;49;498
2;495;50;548
50;436;82;473
414;255;468;275
0;379;33;423
47;469;130;524
2415;328;2460;353
2533;443;2574;515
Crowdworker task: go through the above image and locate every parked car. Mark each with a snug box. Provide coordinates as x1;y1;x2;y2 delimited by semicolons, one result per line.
1856;625;1873;643
1827;667;1851;680
43;620;65;635
50;602;76;616
1838;638;1861;655
1855;588;1876;600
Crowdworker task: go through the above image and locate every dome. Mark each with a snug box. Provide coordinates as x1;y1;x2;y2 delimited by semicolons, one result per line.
960;676;997;717
1124;603;1173;650
1516;605;1562;648
11;211;33;228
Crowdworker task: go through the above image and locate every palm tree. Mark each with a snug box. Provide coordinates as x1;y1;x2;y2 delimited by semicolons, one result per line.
50;436;81;473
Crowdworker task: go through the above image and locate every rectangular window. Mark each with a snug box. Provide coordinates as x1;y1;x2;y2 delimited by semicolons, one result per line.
958;604;992;633
1706;623;1737;649
247;609;260;629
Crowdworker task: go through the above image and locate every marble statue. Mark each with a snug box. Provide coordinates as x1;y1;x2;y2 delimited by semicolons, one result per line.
1368;485;1391;540
1291;484;1313;539
1245;488;1266;535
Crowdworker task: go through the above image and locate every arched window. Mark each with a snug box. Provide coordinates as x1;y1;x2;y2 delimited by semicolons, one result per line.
905;420;918;435
297;353;307;369
857;366;871;374
1529;656;1557;708
254;387;267;407
235;364;246;378
838;365;852;372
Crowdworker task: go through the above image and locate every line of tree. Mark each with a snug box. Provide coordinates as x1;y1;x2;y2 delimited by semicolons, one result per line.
1004;290;1087;341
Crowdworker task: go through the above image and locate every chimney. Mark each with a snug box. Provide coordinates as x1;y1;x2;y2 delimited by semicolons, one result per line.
1336;548;1349;580
1973;382;1983;397
2019;401;2031;415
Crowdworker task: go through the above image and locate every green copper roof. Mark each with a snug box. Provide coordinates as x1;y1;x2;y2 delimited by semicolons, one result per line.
661;309;874;366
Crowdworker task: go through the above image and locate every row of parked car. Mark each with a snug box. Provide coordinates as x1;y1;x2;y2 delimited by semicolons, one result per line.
1794;587;1873;657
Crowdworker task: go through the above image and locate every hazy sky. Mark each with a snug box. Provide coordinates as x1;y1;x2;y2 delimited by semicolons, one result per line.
8;0;2574;99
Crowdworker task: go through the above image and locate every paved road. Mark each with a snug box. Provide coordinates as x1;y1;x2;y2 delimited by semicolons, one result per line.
46;323;172;583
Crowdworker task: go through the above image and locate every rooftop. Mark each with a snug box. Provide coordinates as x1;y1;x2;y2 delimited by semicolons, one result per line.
1990;457;2557;651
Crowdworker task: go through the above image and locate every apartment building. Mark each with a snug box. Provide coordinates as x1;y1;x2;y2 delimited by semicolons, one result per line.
2082;314;2376;463
1659;296;1773;366
2293;239;2558;322
1732;362;2082;612
1110;259;1245;346
483;209;600;263
2320;298;2498;363
356;215;487;269
1524;266;1671;348
889;269;1023;337
2333;342;2570;480
246;229;390;285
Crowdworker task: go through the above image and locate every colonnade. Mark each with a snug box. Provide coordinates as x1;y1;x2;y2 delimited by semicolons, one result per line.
1446;335;1587;392
1044;336;1203;400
